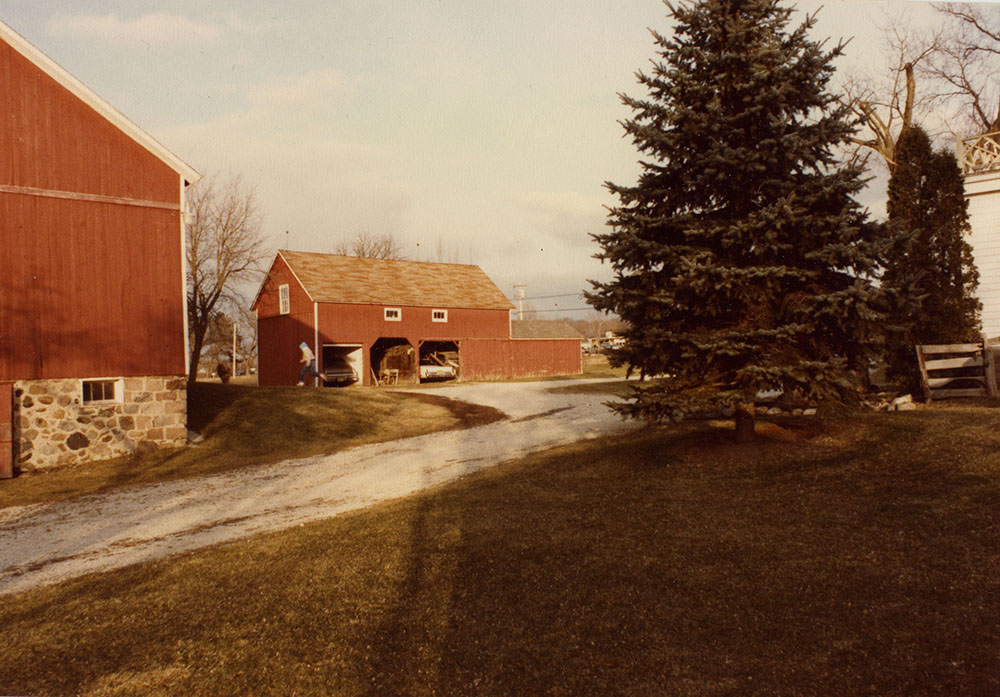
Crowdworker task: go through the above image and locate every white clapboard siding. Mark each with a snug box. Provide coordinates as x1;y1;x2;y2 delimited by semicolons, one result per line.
963;166;1000;340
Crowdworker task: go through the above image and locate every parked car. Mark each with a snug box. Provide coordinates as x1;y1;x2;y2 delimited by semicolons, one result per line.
419;351;457;381
322;356;358;386
419;363;456;380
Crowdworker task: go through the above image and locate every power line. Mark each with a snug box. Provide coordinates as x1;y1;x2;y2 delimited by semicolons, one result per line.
519;292;583;301
512;307;592;314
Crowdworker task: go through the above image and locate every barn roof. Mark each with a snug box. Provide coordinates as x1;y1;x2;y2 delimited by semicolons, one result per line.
276;250;515;310
0;20;201;185
510;320;584;339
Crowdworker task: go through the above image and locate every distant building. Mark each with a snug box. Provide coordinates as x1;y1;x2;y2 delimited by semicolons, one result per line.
252;251;582;385
510;320;584;340
0;20;200;475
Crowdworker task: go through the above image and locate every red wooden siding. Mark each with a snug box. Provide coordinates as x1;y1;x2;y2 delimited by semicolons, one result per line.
0;41;180;203
0;35;187;381
462;339;583;381
256;255;317;386
1;194;186;379
0;382;12;478
315;304;511;351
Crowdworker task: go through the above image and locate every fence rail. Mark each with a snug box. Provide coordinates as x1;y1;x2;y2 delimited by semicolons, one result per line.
915;341;997;403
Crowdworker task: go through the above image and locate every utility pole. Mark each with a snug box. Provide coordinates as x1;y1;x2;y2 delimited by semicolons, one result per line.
232;322;237;377
513;285;527;321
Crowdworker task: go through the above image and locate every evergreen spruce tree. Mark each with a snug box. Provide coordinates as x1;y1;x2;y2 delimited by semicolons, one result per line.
882;125;981;390
587;0;882;440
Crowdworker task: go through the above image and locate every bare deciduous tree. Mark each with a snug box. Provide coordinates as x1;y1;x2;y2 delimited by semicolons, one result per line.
928;3;1000;134
233;300;259;374
332;231;404;260
187;176;268;382
841;13;940;172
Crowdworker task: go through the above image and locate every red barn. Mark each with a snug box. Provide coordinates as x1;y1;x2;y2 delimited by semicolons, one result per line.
253;251;583;386
0;20;200;476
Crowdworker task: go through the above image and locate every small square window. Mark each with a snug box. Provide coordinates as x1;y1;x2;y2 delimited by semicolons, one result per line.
432;309;448;323
82;379;118;404
384;307;402;321
279;284;290;315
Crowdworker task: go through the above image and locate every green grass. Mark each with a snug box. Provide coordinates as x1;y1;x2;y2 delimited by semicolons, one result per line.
0;382;503;509
582;352;628;378
2;406;999;696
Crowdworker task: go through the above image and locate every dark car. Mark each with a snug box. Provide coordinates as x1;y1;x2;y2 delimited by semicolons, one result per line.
322;357;357;386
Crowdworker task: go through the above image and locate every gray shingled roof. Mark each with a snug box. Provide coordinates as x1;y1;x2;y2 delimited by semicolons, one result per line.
510;320;583;339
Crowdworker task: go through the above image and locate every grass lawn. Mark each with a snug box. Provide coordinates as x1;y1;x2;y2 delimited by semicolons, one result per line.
0;382;503;509
2;406;999;696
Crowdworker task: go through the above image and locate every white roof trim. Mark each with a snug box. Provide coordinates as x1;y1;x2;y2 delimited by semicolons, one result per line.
0;19;201;185
250;251;316;312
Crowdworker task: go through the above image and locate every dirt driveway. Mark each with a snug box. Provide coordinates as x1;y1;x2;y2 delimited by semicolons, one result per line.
0;379;634;596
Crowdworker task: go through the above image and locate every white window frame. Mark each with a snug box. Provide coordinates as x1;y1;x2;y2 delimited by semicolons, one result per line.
432;309;448;323
384;307;402;322
80;378;124;405
279;284;290;315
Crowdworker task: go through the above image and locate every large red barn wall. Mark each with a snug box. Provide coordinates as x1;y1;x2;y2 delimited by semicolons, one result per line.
314;303;512;385
317;303;510;347
0;40;185;381
0;42;178;202
462;339;582;381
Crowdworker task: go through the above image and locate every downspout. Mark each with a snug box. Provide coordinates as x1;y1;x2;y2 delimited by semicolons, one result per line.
314;302;320;387
179;179;192;379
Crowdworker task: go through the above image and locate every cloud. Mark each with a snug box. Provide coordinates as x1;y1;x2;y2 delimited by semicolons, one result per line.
48;13;221;46
248;70;352;110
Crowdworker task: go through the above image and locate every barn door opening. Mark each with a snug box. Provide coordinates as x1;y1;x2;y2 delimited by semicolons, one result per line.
321;344;362;387
419;341;459;382
371;338;416;385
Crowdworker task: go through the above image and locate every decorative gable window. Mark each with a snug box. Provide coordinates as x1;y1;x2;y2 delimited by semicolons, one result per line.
81;378;122;404
384;307;402;321
279;284;290;315
432;309;448;323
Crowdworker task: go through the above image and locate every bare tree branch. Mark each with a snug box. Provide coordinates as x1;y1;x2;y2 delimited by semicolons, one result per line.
838;10;941;173
332;231;405;260
927;3;1000;134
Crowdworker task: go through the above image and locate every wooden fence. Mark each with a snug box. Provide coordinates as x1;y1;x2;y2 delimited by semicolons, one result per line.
915;342;998;403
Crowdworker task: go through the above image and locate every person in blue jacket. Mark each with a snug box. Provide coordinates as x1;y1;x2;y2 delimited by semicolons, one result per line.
297;342;321;386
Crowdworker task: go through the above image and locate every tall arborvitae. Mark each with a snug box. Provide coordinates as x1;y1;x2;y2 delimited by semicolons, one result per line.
587;0;882;440
883;126;981;390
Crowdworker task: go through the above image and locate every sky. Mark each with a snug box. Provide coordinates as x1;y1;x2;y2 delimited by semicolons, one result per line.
2;0;949;317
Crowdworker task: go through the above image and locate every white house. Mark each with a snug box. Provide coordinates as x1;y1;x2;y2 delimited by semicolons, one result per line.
959;132;1000;339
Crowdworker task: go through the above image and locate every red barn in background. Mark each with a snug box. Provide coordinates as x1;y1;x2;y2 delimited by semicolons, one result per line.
253;251;582;386
0;20;200;476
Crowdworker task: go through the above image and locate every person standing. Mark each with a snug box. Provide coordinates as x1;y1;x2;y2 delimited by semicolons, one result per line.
298;341;321;386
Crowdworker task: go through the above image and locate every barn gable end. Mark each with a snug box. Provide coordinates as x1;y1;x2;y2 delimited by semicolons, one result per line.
0;20;200;475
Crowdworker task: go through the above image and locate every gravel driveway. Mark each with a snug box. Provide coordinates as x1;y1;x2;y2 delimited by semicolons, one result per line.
0;379;633;596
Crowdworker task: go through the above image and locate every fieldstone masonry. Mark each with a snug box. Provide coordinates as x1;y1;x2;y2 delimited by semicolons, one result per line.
12;376;187;471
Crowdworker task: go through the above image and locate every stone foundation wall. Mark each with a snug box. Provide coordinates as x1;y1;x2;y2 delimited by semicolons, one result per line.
13;376;187;472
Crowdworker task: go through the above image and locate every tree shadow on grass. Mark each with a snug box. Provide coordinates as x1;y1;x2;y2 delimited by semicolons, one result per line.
351;415;1000;696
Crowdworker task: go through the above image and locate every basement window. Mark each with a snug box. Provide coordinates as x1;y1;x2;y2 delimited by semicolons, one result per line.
81;379;121;404
279;284;290;315
432;309;448;323
384;307;402;322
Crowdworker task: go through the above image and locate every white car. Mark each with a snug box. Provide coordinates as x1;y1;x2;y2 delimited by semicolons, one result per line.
419;364;456;380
